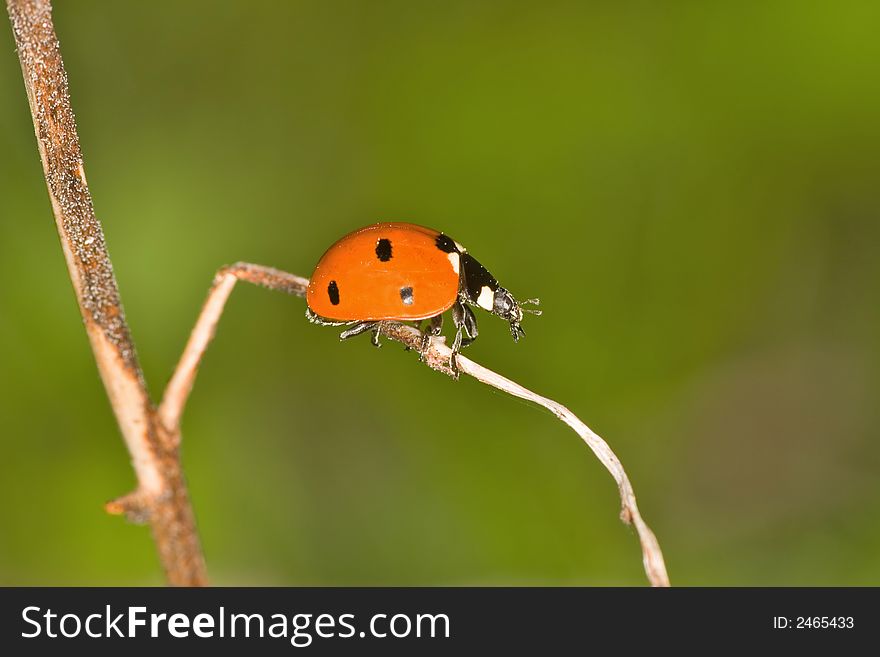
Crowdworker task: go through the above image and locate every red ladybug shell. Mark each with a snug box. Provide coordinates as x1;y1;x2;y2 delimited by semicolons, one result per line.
307;222;461;322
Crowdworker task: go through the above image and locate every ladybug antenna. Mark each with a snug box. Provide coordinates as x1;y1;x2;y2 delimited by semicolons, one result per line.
521;298;542;316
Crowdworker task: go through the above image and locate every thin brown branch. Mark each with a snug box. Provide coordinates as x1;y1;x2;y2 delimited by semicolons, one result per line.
173;263;670;586
384;324;670;587
7;0;206;585
159;263;308;431
8;0;667;586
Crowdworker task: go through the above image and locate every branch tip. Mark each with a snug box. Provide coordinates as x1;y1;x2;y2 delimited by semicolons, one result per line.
166;265;669;586
105;491;151;524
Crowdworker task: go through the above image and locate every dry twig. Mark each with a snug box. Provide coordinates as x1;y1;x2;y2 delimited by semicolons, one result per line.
169;264;670;586
7;0;207;585
8;0;668;587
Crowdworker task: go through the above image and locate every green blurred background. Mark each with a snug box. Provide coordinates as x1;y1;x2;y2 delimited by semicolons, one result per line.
1;1;878;585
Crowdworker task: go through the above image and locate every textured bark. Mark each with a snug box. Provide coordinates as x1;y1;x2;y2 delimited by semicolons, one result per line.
7;0;207;586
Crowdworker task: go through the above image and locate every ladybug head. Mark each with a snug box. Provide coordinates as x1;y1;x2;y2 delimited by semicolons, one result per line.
492;287;541;342
459;252;541;341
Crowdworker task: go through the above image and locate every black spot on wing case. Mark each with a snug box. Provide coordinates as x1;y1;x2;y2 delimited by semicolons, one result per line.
327;280;340;305
375;238;393;262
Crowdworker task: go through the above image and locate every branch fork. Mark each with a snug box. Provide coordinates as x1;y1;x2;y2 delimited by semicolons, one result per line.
8;0;205;586
8;0;669;586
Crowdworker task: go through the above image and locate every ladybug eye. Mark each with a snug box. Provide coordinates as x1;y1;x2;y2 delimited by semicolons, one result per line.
493;289;515;317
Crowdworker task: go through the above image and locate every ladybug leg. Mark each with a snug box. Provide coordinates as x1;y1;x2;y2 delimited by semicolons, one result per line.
370;324;383;348
461;304;479;346
419;314;444;354
429;313;444;335
306;307;349;327
339;321;378;343
450;301;479;370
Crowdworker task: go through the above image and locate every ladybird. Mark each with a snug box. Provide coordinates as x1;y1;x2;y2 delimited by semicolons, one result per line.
306;222;540;366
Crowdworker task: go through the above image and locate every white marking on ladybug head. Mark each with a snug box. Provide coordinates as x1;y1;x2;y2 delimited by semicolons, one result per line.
476;285;494;311
447;252;460;275
454;240;466;253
